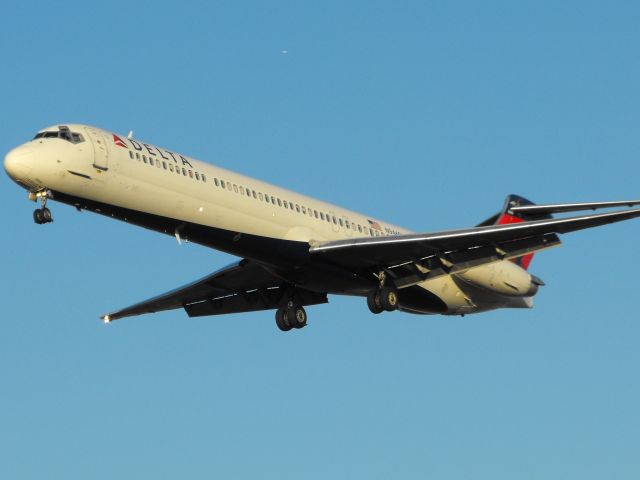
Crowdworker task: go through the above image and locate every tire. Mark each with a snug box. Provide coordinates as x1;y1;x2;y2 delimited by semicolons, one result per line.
379;286;399;312
288;305;307;329
42;208;52;222
33;209;44;224
367;291;384;314
275;308;291;332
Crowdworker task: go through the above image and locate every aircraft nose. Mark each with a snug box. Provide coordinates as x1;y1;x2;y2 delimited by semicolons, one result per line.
3;145;33;182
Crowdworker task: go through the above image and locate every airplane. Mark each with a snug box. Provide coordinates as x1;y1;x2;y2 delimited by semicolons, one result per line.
4;124;640;332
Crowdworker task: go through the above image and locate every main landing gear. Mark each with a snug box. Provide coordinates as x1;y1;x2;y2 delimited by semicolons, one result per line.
367;272;399;314
32;190;53;225
275;301;308;332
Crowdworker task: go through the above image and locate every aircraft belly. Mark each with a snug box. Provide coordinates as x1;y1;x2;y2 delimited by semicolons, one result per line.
48;189;375;293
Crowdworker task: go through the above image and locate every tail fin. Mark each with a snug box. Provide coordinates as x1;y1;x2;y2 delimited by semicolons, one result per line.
477;194;553;270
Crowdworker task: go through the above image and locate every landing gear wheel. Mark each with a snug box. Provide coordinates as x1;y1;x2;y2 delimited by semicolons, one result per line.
33;208;45;224
367;291;384;314
275;308;291;332
379;286;399;312
287;305;307;329
42;207;52;223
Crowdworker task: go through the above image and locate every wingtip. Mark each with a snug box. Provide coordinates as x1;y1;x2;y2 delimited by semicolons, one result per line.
100;314;112;324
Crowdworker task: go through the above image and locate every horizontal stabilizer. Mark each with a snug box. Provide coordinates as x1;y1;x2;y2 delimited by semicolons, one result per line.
510;200;640;216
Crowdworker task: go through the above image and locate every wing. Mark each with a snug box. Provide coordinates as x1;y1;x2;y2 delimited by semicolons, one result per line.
102;259;327;322
310;206;640;288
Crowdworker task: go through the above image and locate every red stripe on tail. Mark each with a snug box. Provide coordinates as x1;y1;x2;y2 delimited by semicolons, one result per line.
497;213;534;269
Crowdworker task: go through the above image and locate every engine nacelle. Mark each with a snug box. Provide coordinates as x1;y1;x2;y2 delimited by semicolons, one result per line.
454;260;539;298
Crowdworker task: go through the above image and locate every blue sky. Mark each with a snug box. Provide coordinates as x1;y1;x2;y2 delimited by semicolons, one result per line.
1;1;639;478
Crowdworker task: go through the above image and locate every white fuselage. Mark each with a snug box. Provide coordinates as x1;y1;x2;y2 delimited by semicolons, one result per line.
4;124;538;315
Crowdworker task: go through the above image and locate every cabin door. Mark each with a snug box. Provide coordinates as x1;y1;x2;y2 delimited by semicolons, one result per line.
85;127;109;170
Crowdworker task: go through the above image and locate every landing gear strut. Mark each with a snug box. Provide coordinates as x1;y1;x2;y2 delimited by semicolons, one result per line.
275;301;307;332
33;190;53;224
367;271;399;314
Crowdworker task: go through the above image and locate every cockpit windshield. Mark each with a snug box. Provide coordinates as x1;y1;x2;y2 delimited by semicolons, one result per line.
33;126;85;144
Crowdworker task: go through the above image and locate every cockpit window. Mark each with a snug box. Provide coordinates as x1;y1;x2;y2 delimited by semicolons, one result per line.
33;129;85;144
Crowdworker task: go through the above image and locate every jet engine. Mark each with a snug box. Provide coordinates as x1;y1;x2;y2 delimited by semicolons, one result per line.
454;260;541;298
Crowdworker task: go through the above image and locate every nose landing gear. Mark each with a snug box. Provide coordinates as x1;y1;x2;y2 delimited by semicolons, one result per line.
32;190;53;224
33;207;52;224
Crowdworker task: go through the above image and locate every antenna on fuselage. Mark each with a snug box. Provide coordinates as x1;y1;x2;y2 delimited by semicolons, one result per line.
127;130;133;139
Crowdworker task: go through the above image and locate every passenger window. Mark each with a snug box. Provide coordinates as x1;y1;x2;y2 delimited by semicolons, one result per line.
136;153;140;160
239;186;245;195
320;212;324;220
188;170;193;178
339;219;344;227
333;216;337;224
358;225;362;233
301;206;306;214
202;174;206;182
277;198;282;207
129;151;134;159
182;168;187;176
169;164;174;172
296;204;300;213
142;156;147;164
214;178;219;187
271;196;276;204
314;210;319;219
195;172;200;180
258;192;264;201
162;161;167;170
252;190;257;199
156;160;161;168
227;183;232;191
233;184;238;193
